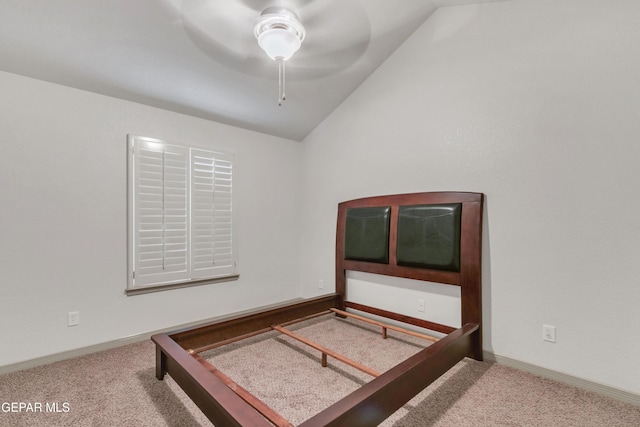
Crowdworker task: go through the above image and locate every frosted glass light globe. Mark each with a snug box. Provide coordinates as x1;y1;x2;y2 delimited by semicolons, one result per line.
258;28;302;61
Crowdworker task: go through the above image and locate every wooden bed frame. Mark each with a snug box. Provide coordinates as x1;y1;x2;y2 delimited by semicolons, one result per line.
152;191;484;427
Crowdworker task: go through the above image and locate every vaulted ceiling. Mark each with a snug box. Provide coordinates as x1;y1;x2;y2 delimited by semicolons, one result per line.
0;0;505;141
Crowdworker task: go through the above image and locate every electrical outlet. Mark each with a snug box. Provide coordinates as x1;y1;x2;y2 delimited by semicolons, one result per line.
318;279;324;289
542;324;556;343
418;299;425;313
67;311;80;327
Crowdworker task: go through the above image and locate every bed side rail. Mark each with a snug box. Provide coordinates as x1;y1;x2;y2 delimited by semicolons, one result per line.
152;333;273;427
168;294;340;351
298;323;480;427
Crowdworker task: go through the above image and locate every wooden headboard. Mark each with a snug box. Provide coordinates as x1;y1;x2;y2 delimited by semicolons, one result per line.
335;191;484;360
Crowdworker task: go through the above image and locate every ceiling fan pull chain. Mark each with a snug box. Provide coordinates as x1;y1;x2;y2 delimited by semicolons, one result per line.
278;58;285;106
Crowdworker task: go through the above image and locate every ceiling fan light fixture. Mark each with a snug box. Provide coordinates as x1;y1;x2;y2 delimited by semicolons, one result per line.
257;28;302;61
254;7;305;105
254;7;305;60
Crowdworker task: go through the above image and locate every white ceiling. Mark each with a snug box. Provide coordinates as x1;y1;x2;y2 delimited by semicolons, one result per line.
0;0;504;141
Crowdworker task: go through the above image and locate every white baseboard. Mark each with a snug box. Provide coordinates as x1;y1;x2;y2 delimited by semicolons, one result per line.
2;312;638;409
0;298;303;377
484;351;640;407
0;333;153;376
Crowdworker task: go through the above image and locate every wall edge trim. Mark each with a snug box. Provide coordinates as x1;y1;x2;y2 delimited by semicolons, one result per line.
484;351;639;407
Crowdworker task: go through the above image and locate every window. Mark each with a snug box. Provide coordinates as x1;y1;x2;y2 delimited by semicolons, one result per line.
127;135;237;294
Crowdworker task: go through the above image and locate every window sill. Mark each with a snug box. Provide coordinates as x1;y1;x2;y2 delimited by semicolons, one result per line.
125;274;240;296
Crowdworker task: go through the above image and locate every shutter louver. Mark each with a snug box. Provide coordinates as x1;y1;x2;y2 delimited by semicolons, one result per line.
191;149;236;278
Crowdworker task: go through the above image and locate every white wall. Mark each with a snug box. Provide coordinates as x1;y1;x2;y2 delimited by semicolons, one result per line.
298;0;640;395
0;71;301;366
2;0;639;399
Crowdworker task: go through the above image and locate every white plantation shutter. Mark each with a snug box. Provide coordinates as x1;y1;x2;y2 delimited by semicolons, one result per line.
128;136;237;291
130;137;189;287
191;149;236;278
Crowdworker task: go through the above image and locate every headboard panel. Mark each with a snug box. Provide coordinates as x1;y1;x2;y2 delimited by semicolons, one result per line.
335;191;484;359
344;206;391;264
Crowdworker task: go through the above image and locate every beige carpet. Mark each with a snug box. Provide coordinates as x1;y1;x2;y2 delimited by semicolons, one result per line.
1;314;639;426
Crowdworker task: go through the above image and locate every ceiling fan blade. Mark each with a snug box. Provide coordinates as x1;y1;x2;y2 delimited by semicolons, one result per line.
174;0;371;80
179;0;260;58
284;0;370;78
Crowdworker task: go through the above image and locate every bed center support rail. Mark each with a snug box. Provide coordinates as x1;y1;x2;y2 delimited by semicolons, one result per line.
272;325;382;377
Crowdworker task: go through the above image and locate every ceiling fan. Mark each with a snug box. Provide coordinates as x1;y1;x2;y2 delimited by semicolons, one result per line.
166;0;371;105
254;7;305;105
